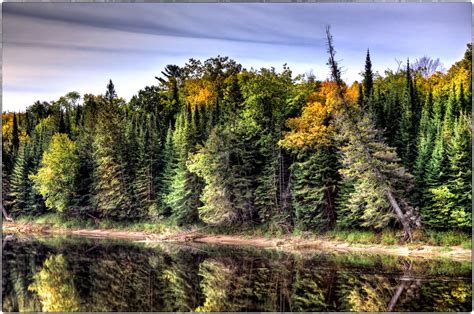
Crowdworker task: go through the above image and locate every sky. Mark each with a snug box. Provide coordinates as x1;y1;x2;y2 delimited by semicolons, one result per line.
3;3;471;112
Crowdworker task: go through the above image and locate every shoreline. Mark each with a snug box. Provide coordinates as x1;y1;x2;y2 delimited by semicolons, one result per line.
2;221;471;262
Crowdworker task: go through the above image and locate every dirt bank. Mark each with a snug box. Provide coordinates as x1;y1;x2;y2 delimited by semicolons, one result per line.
3;221;471;261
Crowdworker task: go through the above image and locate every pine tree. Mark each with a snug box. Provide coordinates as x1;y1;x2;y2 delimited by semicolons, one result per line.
105;79;117;104
92;96;133;219
58;110;66;134
134;113;161;218
413;89;434;206
399;59;416;170
428;113;472;229
12;113;20;154
7;141;30;216
325;27;418;238
157;125;175;217
446;113;472;228
165;112;200;225
422;118;450;228
363;49;374;110
291;145;339;231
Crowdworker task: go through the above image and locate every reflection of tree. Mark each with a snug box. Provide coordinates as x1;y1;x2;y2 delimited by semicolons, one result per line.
86;246;166;311
290;259;336;311
337;272;395;312
28;254;80;312
160;250;202;311
195;259;234;312
3;238;472;312
2;240;49;312
420;281;472;312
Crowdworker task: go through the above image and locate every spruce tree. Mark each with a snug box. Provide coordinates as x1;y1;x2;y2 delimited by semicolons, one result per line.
165;112;200;225
446;113;472;228
12;113;20;154
7;141;30;216
325;27;418;239
105;79;117;104
399;59;416;170
158;125;175;217
92;95;133;219
291;145;339;231
362;49;374;110
413;89;434;206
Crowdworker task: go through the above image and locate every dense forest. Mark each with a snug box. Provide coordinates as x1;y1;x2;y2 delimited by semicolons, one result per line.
2;32;472;238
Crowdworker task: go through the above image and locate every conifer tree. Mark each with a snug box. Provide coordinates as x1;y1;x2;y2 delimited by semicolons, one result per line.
400;59;416;170
165;112;200;225
291;145;339;231
12;112;20;154
157;125;175;217
413;89;434;206
105;79;117;104
445;113;472;228
325;26;419;239
92;92;133;219
7;140;30;216
362;49;374;110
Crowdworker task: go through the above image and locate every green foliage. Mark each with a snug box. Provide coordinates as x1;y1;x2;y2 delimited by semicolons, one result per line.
30;134;79;213
6;140;31;215
3;47;471;235
290;145;339;231
92;96;134;219
28;254;80;312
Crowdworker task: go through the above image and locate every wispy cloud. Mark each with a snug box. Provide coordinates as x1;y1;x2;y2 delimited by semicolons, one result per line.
3;3;471;111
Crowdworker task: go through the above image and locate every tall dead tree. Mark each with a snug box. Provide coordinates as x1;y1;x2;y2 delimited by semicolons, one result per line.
325;25;419;240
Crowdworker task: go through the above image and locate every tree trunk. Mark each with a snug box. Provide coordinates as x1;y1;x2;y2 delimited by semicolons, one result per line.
386;191;412;241
2;205;13;222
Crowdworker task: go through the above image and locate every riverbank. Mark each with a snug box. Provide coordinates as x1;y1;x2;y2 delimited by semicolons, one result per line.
3;220;472;261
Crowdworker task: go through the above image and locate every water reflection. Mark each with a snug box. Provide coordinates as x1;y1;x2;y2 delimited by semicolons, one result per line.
2;236;472;312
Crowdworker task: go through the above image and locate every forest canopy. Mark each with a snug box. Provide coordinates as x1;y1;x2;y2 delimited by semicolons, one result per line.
2;41;472;236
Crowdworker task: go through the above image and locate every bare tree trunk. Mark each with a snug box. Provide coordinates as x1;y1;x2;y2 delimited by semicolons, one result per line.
2;205;13;222
387;191;412;240
387;281;407;311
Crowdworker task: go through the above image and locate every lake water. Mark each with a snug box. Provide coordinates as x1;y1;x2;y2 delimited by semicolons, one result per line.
2;235;472;312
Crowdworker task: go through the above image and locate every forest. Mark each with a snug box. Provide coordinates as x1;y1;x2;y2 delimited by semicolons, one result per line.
2;32;472;240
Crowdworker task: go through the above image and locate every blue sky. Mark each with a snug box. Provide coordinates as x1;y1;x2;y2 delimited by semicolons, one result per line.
3;3;471;112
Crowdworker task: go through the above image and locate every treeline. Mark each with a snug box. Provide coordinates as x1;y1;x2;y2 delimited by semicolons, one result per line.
2;43;471;232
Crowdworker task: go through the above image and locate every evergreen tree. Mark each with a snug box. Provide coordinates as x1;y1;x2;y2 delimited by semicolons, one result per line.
399;59;417;170
92;95;133;219
165;112;200;225
445;113;472;228
291;145;339;231
413;89;434;206
427;113;472;229
6;140;30;216
362;49;374;110
12;112;20;154
105;79;117;104
157;125;175;217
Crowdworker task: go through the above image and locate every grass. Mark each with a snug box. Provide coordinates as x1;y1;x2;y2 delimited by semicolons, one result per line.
7;214;472;249
325;228;471;247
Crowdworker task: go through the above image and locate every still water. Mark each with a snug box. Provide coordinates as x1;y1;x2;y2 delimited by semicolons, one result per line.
2;235;472;312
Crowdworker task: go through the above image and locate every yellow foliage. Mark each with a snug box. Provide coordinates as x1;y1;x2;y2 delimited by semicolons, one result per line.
280;101;335;149
185;79;216;110
280;80;356;150
28;254;81;312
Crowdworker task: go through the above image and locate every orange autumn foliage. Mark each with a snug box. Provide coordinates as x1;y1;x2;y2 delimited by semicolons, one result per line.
280;80;359;150
185;79;216;111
